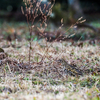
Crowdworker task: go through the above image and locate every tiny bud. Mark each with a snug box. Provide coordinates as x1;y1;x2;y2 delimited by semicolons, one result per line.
78;17;83;21
79;19;86;23
21;6;24;14
32;25;34;28
61;18;63;24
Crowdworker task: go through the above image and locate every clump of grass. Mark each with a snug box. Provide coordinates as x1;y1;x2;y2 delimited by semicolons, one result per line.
21;0;87;66
21;0;55;64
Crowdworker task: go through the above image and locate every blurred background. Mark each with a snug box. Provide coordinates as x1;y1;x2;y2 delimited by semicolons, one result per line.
0;0;100;42
0;0;100;23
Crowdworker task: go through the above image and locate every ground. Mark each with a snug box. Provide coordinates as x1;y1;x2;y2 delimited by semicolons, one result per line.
0;21;100;100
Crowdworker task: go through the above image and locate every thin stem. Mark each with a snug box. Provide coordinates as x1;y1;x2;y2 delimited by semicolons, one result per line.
29;26;32;65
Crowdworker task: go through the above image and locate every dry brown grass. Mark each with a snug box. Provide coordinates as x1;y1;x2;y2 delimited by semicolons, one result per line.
0;1;99;98
0;37;100;99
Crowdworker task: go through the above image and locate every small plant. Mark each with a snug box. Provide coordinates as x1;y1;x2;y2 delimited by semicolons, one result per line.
21;0;55;64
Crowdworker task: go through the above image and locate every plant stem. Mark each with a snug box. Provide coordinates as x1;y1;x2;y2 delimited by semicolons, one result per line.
29;26;32;65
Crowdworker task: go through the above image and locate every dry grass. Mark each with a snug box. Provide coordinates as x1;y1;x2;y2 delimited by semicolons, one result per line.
0;0;100;99
0;37;100;100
